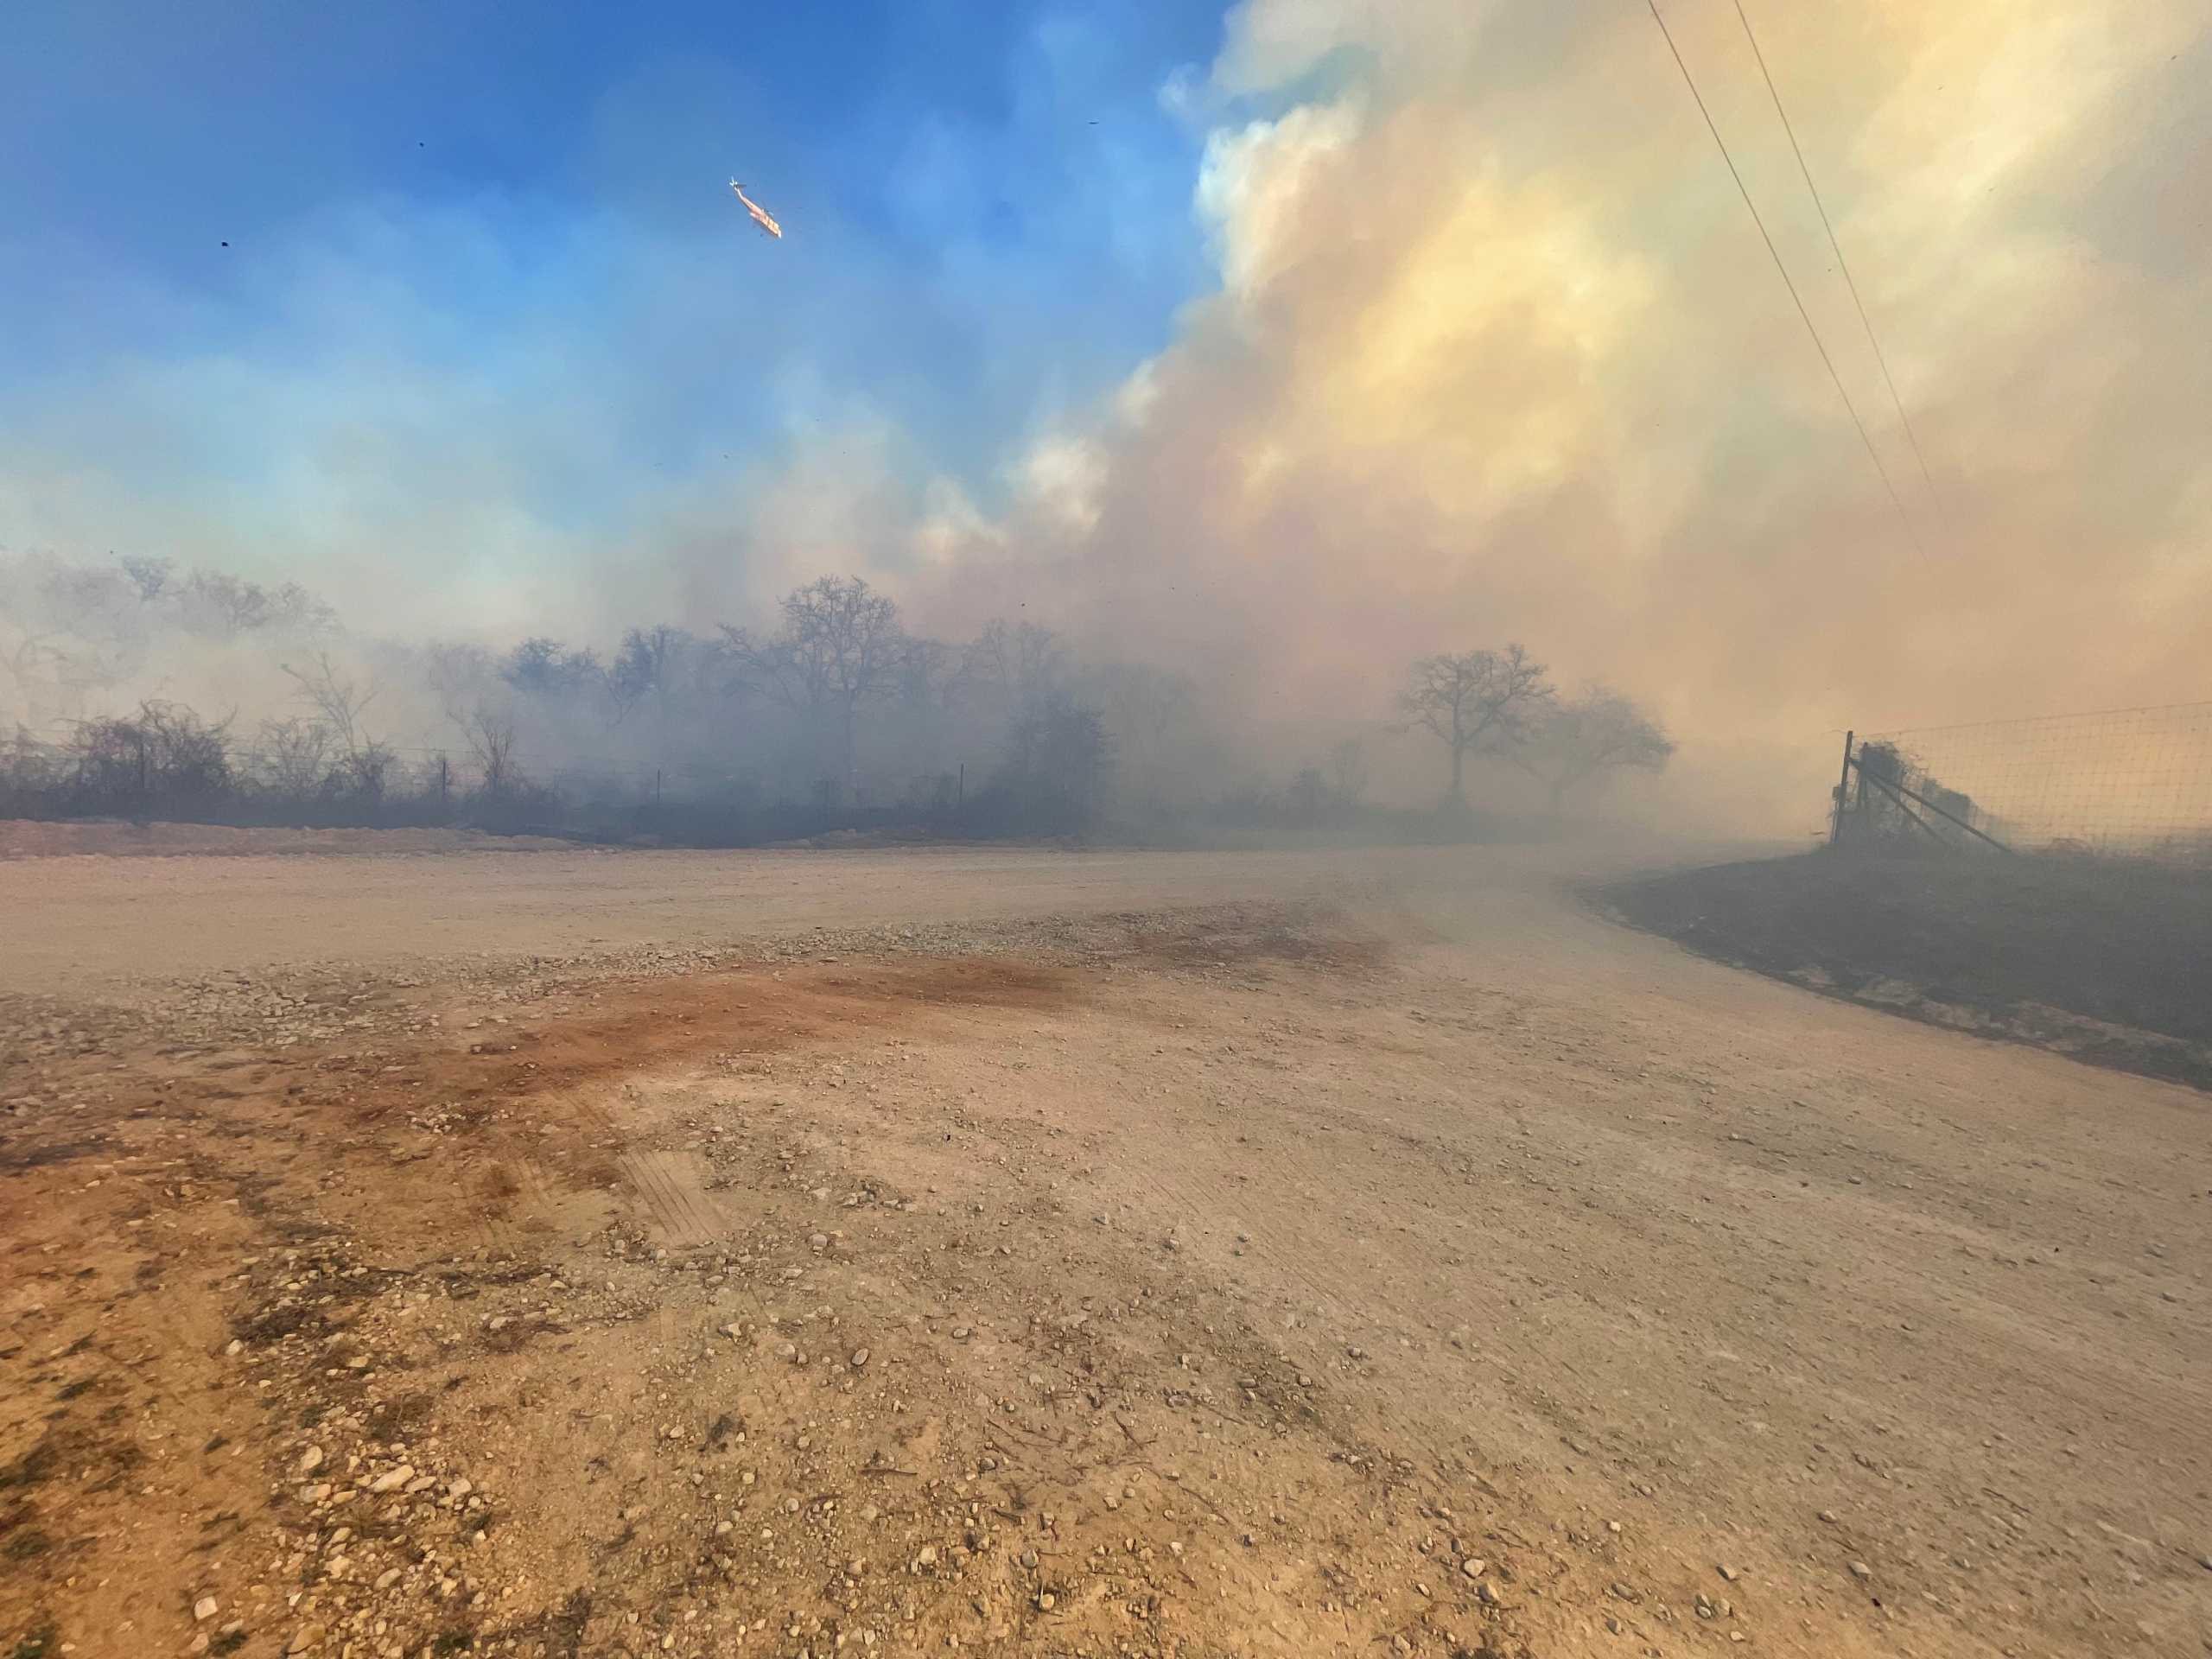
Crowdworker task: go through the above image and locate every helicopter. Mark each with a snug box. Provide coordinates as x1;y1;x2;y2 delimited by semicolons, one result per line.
728;181;783;239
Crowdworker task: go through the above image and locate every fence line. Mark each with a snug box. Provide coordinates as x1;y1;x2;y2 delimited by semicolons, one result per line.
1829;702;2212;861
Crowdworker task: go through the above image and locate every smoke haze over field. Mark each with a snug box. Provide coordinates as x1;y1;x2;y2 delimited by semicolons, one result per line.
4;0;2209;828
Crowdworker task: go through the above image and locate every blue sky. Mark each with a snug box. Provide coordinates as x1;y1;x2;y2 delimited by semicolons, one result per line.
2;0;1235;619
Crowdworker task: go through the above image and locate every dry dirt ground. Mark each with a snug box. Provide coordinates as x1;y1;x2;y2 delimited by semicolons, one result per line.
1;844;2206;1659
0;822;579;861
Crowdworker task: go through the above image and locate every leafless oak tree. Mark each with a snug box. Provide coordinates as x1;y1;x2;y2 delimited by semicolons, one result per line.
1397;643;1553;801
722;575;905;787
1509;685;1675;814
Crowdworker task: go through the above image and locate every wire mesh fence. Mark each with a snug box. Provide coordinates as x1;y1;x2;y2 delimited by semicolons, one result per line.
1833;702;2212;862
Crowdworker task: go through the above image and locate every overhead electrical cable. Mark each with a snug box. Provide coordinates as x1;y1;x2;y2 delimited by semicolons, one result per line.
1643;0;1923;554
1731;0;1942;514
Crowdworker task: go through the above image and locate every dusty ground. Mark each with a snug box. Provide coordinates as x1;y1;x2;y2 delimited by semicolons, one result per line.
1;844;2207;1659
0;821;577;861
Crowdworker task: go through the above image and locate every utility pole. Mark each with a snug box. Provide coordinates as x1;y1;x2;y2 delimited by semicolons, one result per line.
1829;730;1853;848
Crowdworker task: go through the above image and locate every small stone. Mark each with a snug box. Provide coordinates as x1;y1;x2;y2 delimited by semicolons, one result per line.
296;1446;325;1475
369;1465;415;1494
1036;1592;1055;1611
1718;1565;1738;1582
1818;1510;1837;1523
850;1348;869;1369
1461;1558;1485;1580
952;1325;972;1341
375;1568;403;1591
224;1338;243;1357
1848;1560;1872;1580
194;1597;219;1621
285;1625;327;1656
1476;1580;1503;1606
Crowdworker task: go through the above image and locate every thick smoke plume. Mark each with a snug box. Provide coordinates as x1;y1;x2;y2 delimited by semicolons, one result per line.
4;0;2207;836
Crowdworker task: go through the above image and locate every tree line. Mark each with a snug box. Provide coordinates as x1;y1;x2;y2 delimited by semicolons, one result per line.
2;551;1675;841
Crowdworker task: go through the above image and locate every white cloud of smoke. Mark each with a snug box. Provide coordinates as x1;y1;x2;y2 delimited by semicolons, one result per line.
5;0;2208;831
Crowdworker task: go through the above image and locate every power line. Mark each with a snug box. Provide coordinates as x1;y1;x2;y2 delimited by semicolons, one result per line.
1642;0;1923;555
1731;0;1942;514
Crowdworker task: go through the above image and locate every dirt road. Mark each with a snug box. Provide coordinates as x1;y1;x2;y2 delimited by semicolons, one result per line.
0;843;1474;995
2;843;2205;1659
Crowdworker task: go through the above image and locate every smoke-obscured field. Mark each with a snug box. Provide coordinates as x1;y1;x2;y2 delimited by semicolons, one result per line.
3;838;2207;1659
0;549;1687;847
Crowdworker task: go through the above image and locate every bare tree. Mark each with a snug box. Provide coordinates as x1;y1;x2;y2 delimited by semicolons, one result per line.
179;569;274;639
462;705;522;798
69;701;232;811
609;625;695;728
266;581;340;637
252;716;334;796
721;575;905;787
1397;644;1553;802
1509;686;1674;815
281;647;378;760
503;637;606;698
893;634;955;709
961;619;1065;712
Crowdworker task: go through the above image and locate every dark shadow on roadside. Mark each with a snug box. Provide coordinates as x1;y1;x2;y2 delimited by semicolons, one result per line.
1592;849;2212;1092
